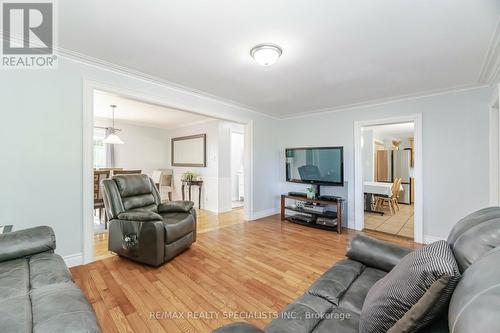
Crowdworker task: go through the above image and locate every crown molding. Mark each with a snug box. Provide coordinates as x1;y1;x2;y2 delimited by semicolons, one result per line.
279;83;489;120
479;18;500;84
6;34;495;120
54;47;277;120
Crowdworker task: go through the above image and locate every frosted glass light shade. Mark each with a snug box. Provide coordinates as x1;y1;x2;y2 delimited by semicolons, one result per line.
250;44;282;66
103;133;124;145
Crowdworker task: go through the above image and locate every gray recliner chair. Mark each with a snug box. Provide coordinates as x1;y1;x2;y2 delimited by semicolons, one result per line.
214;207;500;332
101;174;197;266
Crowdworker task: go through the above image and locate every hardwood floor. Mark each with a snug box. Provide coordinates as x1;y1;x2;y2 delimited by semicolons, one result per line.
77;213;418;333
93;208;247;260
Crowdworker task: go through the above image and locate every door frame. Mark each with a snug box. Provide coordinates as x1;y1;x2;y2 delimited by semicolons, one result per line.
83;79;254;264
489;86;500;206
354;114;423;243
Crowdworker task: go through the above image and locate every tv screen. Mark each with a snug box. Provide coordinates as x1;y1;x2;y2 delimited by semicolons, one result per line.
285;147;344;186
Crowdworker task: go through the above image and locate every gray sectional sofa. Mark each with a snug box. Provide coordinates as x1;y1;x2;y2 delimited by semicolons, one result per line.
214;207;500;333
0;226;100;333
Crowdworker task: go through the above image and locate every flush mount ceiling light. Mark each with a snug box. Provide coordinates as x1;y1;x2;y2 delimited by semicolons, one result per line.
103;104;124;145
250;43;283;66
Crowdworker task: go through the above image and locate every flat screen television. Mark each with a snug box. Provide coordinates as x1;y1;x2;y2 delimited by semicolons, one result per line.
285;146;344;186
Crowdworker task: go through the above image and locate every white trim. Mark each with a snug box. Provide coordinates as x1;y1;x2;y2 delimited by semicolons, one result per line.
82;80;94;264
93;115;218;132
280;84;487;120
479;18;500;84
63;253;83;267
250;208;279;220
57;48;275;120
489;105;500;206
489;86;500;206
423;235;446;245
56;46;493;120
83;80;254;264
354;114;424;244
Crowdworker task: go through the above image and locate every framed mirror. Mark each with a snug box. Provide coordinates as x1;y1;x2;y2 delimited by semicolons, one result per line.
171;134;206;167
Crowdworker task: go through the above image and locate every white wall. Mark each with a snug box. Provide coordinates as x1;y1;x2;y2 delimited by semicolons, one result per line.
95;120;170;177
165;120;245;213
361;129;374;182
278;87;493;239
231;131;245;200
0;57;281;259
0;54;494;262
166;120;220;212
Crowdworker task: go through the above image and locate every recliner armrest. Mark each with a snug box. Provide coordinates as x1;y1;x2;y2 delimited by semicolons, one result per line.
117;211;163;221
212;322;265;333
0;226;56;262
346;234;412;272
158;201;194;213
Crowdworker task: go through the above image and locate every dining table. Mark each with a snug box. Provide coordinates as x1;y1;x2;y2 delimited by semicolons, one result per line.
364;181;404;215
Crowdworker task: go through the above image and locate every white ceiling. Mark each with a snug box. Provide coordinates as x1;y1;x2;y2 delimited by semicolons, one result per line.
60;0;500;117
368;122;415;139
93;90;213;129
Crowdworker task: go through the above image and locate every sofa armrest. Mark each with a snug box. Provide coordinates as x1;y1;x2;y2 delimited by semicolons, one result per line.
0;226;56;262
212;322;265;333
158;201;194;213
108;219;165;266
346;234;412;272
117;211;163;221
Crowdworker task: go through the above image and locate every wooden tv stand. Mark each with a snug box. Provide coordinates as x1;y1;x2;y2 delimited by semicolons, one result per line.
280;194;344;234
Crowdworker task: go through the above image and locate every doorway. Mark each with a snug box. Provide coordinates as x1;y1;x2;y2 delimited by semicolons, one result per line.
362;122;415;238
231;131;245;209
83;80;254;264
354;115;423;243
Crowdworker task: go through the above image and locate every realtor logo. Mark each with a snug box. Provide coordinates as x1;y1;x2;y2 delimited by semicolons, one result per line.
1;0;57;68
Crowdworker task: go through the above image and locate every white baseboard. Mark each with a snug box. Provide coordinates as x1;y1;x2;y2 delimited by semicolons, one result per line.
63;253;83;267
251;208;279;220
423;235;446;244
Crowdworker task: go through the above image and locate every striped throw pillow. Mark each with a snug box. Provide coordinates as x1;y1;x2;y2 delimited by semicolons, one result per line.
360;240;460;333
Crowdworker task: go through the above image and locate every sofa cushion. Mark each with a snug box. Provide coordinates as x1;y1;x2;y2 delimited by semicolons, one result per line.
448;247;500;333
118;211;163;221
162;212;195;243
0;295;32;333
446;207;500;272
266;293;334;333
31;282;101;333
311;308;359;333
346;234;412;272
159;201;195;213
307;259;364;305
212;322;264;333
0;226;56;263
0;258;29;299
113;174;152;197
338;267;386;314
360;240;460;333
29;252;72;289
122;193;157;211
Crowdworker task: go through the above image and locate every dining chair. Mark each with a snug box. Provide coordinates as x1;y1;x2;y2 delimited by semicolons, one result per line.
93;170;111;228
112;169;142;175
152;169;174;202
374;178;402;215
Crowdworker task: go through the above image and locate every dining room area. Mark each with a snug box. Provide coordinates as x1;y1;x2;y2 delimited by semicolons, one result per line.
361;122;415;239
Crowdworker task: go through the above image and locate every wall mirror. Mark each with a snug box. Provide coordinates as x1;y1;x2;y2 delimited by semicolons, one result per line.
171;134;206;167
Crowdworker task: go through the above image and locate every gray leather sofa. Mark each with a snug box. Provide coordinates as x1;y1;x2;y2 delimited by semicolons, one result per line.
0;226;100;333
102;174;197;266
214;207;500;333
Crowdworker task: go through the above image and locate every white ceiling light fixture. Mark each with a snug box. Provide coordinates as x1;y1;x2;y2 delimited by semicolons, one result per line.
250;43;283;66
103;104;124;145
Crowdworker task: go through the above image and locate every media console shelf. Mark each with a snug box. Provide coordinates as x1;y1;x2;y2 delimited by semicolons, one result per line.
280;194;344;234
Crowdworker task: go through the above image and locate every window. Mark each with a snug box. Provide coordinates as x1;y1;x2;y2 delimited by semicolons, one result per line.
93;128;107;169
